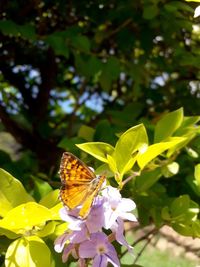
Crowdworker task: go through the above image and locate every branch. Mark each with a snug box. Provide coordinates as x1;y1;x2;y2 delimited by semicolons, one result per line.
34;48;57;123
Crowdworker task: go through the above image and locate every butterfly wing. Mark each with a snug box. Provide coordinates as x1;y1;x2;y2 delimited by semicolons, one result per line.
79;175;106;218
59;152;96;210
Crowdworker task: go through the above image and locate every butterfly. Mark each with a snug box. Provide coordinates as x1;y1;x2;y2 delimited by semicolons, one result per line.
59;152;106;219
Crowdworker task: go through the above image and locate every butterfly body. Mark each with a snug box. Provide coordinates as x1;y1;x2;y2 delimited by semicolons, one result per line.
59;152;105;218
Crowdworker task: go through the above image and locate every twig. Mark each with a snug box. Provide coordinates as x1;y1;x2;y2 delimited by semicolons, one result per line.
121;227;159;258
121;171;140;187
133;235;153;264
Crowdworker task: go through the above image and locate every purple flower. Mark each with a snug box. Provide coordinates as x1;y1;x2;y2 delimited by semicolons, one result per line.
102;186;137;229
55;185;137;265
79;232;120;267
111;218;133;252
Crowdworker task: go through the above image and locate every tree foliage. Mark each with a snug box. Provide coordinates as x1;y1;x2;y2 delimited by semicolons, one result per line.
0;0;200;266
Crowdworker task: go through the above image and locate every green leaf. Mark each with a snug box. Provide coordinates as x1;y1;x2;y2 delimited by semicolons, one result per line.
135;169;161;192
194;164;200;187
78;125;94;141
5;236;54;267
71;35;90;53
137;137;185;169
154;108;184;142
0;168;34;217
161;162;179;178
0;20;19;35
33;177;52;200
0;228;20;239
99;57;121;91
75;54;102;78
0;20;36;40
143;5;159;19
76;142;114;163
0;202;52;234
171;196;199;222
166;134;194;158
39;189;60;208
36;221;56;237
171;195;190;218
46;34;69;58
107;154;118;174
114;124;148;175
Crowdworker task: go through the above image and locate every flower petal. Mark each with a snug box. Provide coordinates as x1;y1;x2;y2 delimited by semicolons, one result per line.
70;225;88;243
79;239;97;258
106;243;120;267
112;219;133;252
54;233;71;252
59;207;83;230
118;198;136;212
120;212;137;222
102;186;121;201
62;243;74;262
92;255;107;267
86;202;105;233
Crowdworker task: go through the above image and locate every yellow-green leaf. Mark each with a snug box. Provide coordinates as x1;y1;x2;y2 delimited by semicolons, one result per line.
76;142;114;163
0;202;52;234
137;137;185;169
162;162;179;178
194;164;200;187
0;168;34;217
39;189;60;208
5;236;54;267
154;108;183;142
114;124;148;175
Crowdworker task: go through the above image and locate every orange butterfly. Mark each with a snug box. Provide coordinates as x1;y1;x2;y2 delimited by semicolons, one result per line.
59;152;106;219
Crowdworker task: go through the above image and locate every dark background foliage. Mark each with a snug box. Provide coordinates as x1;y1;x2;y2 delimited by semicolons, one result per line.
0;0;199;189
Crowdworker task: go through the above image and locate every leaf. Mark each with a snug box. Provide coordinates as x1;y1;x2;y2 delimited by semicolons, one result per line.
0;20;36;40
143;5;159;19
46;34;69;58
107;154;118;174
99;57;121;90
78;125;94;141
0;20;19;35
5;236;54;267
33;177;53;200
114;124;148;175
137;137;185;169
161;162;179;178
135;169;162;192
0;168;34;217
76;142;114;163
171;196;199;222
71;35;91;53
194;164;200;187
154;108;184;142
36;221;56;237
39;189;60;208
75;54;102;78
185;0;200;2
0;202;52;234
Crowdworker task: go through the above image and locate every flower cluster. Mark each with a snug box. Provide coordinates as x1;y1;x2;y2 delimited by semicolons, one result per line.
54;186;137;267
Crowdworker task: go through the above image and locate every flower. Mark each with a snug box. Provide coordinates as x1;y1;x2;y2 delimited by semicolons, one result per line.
79;232;120;267
54;185;137;266
102;186;137;229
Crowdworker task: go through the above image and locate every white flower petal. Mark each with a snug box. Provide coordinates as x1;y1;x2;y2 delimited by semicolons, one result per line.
120;212;137;222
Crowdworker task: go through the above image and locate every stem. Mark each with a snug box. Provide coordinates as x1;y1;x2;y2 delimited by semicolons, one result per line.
121;226;159;258
121;171;140;188
133;236;152;264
